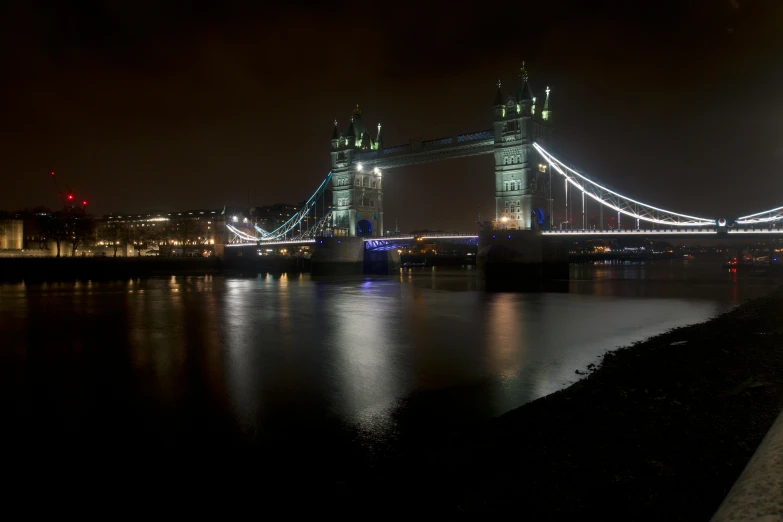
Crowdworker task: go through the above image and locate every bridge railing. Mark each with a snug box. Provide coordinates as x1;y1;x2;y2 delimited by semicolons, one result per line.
542;228;719;235
456;130;493;143
421;137;453;147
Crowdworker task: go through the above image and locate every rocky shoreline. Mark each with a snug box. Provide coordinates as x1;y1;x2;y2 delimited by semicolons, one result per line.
337;287;783;519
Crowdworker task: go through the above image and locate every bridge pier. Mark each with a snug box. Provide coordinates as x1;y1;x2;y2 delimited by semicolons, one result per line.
310;237;400;276
363;248;401;275
310;237;365;276
477;230;569;290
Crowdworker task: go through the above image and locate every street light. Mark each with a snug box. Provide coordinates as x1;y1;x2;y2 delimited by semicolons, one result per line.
356;163;363;172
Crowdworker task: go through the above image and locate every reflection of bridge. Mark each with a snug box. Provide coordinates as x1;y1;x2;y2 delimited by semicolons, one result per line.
226;64;783;245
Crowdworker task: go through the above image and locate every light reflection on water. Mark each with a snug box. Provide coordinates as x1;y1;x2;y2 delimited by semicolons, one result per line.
0;260;778;467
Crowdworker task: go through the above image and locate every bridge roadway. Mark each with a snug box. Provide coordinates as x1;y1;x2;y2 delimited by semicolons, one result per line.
227;228;783;250
226;234;481;251
542;228;783;239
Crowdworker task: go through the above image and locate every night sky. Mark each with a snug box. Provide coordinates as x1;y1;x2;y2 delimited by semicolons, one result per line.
1;1;781;232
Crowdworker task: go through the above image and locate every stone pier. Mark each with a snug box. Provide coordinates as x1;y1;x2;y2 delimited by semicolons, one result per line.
477;230;569;290
310;237;400;276
310;237;365;276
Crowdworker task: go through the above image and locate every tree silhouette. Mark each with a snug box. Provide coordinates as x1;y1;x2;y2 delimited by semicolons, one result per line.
129;226;148;256
104;223;125;257
38;213;69;257
68;215;93;256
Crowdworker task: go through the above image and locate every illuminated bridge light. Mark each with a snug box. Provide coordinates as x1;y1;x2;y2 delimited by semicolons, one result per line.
533;142;715;227
419;235;479;240
735;204;783;225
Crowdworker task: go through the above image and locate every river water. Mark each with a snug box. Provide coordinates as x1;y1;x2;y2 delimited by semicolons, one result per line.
0;260;777;475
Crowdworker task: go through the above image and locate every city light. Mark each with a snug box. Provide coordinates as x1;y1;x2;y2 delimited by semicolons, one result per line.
356;163;363;172
232;215;238;222
374;167;381;176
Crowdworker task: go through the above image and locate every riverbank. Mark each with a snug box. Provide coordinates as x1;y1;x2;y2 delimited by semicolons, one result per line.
334;287;783;519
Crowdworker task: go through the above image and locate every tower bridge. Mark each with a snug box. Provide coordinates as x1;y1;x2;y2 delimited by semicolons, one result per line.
223;64;783;279
329;63;552;236
225;64;783;246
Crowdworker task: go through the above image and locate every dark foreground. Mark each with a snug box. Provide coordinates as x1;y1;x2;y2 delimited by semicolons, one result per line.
334;287;783;518
3;276;782;517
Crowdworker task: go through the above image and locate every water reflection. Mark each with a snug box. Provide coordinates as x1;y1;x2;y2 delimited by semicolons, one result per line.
0;260;778;469
485;293;526;383
222;278;262;433
328;281;406;438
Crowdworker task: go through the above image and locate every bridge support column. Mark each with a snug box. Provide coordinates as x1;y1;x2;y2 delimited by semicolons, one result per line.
477;230;569;290
310;237;365;276
310;237;401;276
364;248;400;275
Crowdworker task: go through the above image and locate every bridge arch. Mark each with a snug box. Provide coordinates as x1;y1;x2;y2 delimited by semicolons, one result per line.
357;219;373;237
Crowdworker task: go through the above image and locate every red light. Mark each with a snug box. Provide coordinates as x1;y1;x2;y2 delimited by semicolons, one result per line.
82;201;87;206
67;194;73;200
50;171;55;176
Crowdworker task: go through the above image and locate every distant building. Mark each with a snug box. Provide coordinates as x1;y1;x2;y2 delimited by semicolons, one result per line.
96;208;224;256
0;219;23;250
250;204;298;234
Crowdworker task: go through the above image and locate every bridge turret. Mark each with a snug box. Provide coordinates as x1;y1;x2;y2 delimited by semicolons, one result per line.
541;86;552;122
330;105;384;238
345;119;356;148
493;80;504;119
331;120;340;150
493;62;550;231
360;128;372;150
515;62;534;116
351;104;370;150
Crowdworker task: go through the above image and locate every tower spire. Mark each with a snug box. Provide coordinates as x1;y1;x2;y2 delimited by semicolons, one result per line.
494;79;503;106
348;103;365;148
332;119;339;140
516;60;533;102
542;86;552;121
375;122;383;149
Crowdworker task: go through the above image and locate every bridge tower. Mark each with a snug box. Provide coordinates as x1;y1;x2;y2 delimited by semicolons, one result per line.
330;105;383;237
493;64;553;230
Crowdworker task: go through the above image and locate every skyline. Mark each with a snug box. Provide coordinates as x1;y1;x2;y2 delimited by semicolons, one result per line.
2;0;782;231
